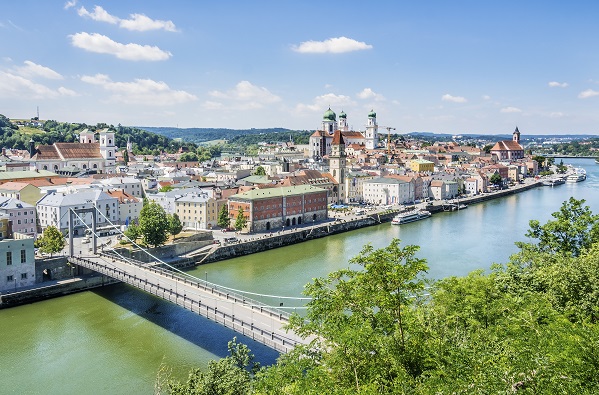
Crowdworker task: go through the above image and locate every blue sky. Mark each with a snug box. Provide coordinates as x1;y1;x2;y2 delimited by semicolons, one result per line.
1;1;599;135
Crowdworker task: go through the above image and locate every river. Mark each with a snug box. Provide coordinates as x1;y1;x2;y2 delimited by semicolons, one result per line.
1;158;597;394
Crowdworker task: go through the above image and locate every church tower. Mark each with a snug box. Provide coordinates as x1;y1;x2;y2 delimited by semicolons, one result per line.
513;126;521;143
338;110;349;132
321;107;338;135
99;128;116;173
329;130;347;204
365;109;378;149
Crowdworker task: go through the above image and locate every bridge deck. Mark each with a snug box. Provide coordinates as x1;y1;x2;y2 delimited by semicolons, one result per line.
68;254;308;353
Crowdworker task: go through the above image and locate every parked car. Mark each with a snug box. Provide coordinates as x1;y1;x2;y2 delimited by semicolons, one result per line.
224;237;238;244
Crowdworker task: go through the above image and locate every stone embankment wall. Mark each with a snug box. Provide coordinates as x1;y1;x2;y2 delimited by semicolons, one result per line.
203;211;398;263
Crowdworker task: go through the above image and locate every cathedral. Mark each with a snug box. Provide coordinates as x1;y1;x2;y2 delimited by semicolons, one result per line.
309;108;379;159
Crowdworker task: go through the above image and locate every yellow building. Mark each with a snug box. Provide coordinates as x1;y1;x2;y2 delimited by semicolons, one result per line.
174;193;218;230
410;159;434;173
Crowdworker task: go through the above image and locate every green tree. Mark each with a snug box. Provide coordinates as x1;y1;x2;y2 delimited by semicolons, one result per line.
234;207;247;231
168;213;183;240
482;144;493;154
217;204;230;229
285;239;429;392
532;155;546;169
123;223;141;243
159;185;174;193
36;226;65;256
520;197;599;257
162;338;259;395
138;202;169;247
489;173;502;186
253;166;266;176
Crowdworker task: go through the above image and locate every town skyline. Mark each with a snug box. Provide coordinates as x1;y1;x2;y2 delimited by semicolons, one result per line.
2;1;599;135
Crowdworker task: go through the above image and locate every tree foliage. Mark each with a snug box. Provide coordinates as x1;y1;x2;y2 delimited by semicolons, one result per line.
138;202;169;247
234;207;247;231
168;213;183;240
217;204;230;229
253;166;266;176
36;226;65;256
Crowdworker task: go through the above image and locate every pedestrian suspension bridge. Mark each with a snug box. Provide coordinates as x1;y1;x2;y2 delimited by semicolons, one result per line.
65;207;311;353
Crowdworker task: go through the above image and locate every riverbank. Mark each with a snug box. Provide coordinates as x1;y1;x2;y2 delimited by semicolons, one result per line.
0;179;543;308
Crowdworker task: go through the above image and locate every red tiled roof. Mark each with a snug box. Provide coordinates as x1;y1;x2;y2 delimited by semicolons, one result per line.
332;130;344;145
491;140;523;151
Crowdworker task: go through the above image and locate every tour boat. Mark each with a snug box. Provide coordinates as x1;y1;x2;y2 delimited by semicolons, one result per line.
566;169;586;183
391;210;431;225
542;178;566;186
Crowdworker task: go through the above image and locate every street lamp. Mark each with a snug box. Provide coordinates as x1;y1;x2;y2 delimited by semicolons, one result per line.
205;271;208;283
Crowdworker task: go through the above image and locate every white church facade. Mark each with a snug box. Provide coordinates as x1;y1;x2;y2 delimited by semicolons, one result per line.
29;128;117;174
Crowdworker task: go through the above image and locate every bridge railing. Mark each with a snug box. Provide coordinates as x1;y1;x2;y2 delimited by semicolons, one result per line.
97;251;292;321
69;256;301;352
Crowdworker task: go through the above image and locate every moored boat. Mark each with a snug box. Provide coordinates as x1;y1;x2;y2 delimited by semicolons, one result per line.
391;210;431;225
566;170;586;183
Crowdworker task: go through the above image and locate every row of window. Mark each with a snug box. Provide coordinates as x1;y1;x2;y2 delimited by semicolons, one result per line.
5;250;27;265
9;211;34;216
6;273;28;282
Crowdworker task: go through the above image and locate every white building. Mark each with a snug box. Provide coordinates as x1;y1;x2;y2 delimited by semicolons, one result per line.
0;233;35;292
174;192;218;230
36;190;119;235
29;128;117;174
99;177;145;198
0;197;37;237
363;177;414;205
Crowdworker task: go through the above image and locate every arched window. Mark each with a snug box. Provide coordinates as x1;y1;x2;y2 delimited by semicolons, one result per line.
43;165;48;170
54;165;58;170
109;151;112;157
82;164;87;169
93;164;98;169
108;139;112;145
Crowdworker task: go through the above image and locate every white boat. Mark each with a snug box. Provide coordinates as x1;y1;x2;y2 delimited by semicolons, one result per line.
391;210;431;225
566;168;586;183
542;178;566;186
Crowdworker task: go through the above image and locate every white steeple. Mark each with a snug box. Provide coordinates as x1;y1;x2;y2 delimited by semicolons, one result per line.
365;109;378;149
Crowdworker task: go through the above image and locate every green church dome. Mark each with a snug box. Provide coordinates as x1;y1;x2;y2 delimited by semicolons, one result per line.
368;109;377;118
339;110;347;119
323;107;336;121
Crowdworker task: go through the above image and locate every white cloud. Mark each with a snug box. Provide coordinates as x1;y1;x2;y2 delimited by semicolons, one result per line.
548;81;568;88
64;0;77;10
120;14;178;32
76;5;177;32
500;107;522;113
482;95;491;100
294;93;355;113
578;89;599;99
549;112;564;118
70;32;172;61
356;88;385;101
77;5;119;24
0;71;75;99
15;60;63;80
208;81;281;110
292;37;373;54
81;73;197;105
441;94;467;103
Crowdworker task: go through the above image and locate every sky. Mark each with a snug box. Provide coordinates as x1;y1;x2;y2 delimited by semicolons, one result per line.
1;1;599;135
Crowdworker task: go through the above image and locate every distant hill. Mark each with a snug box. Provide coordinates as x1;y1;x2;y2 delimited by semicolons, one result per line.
138;126;312;145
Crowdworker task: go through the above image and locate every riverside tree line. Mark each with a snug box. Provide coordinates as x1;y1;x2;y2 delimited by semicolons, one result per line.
157;197;599;394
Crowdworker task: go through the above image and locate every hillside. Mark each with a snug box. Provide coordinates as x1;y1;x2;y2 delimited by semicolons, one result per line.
0;114;193;155
139;126;312;145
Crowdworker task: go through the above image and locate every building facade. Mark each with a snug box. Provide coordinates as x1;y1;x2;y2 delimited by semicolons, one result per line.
228;185;328;232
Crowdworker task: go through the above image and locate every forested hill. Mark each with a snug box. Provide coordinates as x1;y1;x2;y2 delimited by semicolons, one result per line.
0;114;193;155
139;126;312;144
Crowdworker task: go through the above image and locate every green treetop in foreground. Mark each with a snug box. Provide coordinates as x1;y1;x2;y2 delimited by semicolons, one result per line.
163;198;599;394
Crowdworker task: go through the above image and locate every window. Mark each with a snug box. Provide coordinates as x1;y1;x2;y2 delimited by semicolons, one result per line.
6;251;12;265
21;250;26;263
7;275;13;282
21;273;27;280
